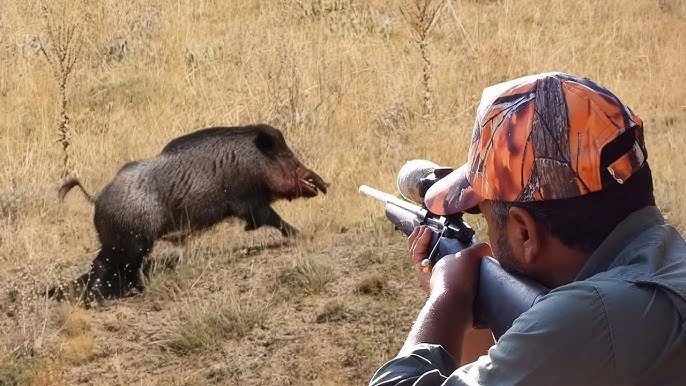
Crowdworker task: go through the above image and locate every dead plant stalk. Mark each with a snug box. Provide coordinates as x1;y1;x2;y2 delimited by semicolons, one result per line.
38;3;82;179
401;0;446;120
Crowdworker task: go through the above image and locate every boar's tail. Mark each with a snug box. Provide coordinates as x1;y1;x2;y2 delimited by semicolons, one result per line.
59;176;95;204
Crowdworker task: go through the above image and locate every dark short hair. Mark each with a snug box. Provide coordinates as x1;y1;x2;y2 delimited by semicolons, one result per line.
487;128;655;253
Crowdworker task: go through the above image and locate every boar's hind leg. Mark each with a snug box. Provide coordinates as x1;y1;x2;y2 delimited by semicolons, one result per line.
242;205;299;238
63;248;116;305
111;236;154;296
80;237;153;300
48;237;150;306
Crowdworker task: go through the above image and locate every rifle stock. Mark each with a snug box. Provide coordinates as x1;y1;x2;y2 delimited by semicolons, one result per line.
364;186;550;340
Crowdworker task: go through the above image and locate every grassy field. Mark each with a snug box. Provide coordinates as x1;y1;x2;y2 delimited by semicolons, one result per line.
0;0;684;384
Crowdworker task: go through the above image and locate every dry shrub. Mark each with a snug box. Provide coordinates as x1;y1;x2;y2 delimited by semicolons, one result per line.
53;304;90;338
355;273;396;299
275;257;336;297
59;334;95;365
315;299;359;323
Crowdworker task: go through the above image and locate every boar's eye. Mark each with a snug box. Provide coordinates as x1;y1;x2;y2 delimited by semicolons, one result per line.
254;131;278;157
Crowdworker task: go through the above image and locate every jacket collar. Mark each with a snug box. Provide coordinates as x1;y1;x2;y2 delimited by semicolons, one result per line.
575;206;665;282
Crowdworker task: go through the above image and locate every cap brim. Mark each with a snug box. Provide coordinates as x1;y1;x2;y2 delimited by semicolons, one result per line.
424;163;483;215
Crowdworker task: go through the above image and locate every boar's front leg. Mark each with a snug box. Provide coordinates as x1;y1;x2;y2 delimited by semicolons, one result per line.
242;205;299;238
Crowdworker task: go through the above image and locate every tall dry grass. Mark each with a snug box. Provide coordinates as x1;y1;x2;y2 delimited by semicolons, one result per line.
0;0;684;384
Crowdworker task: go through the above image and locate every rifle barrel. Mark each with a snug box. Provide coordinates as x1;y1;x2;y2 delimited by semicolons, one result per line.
358;185;426;218
358;185;397;202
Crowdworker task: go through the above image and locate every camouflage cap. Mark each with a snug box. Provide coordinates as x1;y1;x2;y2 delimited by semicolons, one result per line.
425;72;647;215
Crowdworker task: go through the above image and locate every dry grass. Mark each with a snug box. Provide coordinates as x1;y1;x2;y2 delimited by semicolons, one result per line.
165;291;272;356
275;257;337;297
0;0;685;384
54;305;96;365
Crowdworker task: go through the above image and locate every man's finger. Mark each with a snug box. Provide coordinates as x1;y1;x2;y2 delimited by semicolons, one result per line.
408;226;420;248
411;227;432;265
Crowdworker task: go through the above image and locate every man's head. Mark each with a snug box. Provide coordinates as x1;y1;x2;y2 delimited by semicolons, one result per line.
424;72;654;286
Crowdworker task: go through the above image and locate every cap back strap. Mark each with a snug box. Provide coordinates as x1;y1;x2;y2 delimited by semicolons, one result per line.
606;140;646;184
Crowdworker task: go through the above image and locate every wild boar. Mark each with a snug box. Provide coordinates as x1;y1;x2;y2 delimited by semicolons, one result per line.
50;123;328;304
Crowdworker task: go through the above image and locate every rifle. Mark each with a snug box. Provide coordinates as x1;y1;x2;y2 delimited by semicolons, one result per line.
359;184;550;340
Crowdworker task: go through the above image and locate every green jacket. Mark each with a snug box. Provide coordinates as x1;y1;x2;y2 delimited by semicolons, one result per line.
370;206;686;386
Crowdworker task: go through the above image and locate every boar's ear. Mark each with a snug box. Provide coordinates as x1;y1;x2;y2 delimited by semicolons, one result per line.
253;130;278;157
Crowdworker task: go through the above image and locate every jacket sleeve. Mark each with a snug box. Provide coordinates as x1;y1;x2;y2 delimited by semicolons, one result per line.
369;284;616;386
368;343;461;386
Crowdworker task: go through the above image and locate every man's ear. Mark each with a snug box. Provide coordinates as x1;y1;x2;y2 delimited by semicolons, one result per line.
507;207;542;264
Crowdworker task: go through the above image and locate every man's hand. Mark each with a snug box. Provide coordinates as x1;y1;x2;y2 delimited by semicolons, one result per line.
408;225;493;302
403;225;495;361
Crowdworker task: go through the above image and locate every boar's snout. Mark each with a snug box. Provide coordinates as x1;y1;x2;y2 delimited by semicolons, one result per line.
299;168;329;197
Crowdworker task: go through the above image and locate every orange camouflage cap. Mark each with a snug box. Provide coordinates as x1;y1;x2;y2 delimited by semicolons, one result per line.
425;72;647;216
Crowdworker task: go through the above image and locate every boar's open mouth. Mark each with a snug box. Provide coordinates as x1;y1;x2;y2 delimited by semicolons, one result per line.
301;178;324;195
299;170;328;196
